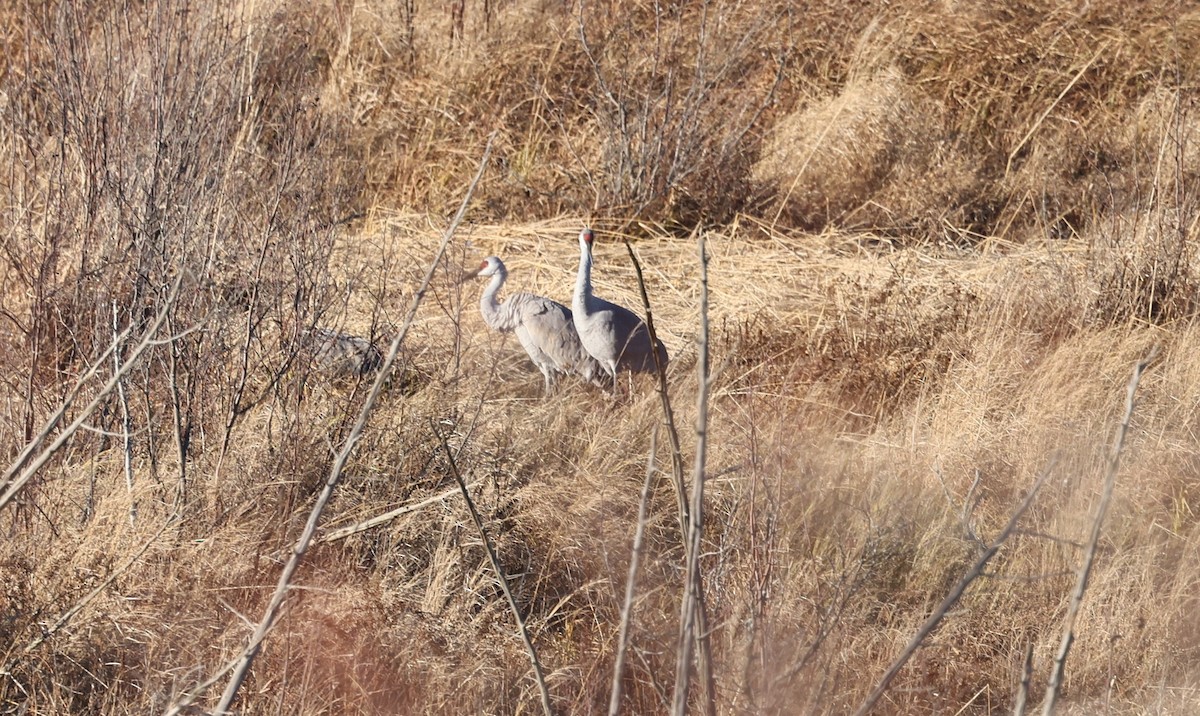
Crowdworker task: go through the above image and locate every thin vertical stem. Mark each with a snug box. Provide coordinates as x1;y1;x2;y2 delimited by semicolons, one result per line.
672;231;715;716
623;238;690;536
112;300;138;524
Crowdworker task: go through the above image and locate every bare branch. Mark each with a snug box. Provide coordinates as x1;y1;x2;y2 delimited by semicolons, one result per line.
2;324;135;489
1014;641;1034;716
853;458;1056;716
622;239;688;535
1041;347;1159;715
112;300;138;525
319;486;465;543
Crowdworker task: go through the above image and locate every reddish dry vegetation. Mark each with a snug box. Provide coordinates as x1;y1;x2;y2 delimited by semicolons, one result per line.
2;0;1200;714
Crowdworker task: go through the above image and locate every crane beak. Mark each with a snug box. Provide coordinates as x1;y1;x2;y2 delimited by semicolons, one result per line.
459;266;483;283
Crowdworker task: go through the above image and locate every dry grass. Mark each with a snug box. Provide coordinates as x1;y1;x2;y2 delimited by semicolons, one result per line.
4;0;1200;714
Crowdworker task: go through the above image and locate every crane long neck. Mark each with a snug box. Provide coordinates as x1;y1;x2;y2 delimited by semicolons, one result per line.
575;242;593;312
479;269;508;329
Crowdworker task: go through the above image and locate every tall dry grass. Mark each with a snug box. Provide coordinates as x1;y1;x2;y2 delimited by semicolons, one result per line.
3;0;1200;714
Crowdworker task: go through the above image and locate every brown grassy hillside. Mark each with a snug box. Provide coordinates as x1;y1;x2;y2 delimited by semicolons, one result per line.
2;0;1200;714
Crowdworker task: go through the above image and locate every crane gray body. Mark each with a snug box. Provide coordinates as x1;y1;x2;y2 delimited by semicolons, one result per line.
572;228;669;385
301;327;384;377
465;256;606;393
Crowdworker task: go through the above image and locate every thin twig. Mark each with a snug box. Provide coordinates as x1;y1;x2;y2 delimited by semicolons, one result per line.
2;310;132;489
1005;45;1106;179
623;229;716;716
162;652;245;716
212;208;277;491
1041;347;1158;715
609;425;659;716
434;421;554;716
165;308;192;510
319;485;465;543
210;135;494;715
112;299;138;525
854;459;1056;716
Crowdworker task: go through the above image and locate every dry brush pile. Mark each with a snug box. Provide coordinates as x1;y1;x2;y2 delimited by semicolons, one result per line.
3;0;1200;714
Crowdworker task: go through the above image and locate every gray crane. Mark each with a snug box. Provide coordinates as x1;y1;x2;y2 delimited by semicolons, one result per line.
572;227;669;387
463;256;606;393
301;327;384;377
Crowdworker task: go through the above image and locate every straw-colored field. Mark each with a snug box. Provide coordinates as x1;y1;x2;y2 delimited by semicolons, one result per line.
3;1;1200;714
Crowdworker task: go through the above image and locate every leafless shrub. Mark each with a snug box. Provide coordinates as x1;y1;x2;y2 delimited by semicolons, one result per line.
572;0;789;225
1087;88;1198;325
1;0;362;704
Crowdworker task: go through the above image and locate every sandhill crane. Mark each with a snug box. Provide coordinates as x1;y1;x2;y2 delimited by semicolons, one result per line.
572;227;669;387
301;327;385;378
463;256;606;393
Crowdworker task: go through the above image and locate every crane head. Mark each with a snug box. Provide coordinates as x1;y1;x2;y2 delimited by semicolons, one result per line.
460;256;505;282
579;227;595;249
